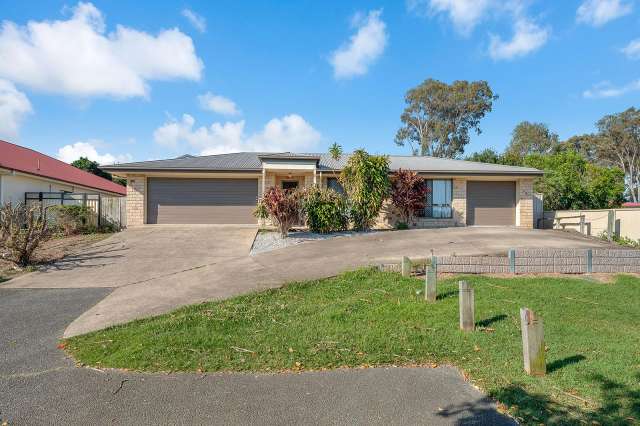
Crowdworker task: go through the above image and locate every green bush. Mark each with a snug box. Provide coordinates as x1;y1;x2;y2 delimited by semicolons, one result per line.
300;187;348;233
51;205;93;236
339;149;390;230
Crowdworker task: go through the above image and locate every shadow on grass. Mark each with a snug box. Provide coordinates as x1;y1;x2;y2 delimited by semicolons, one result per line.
476;314;508;328
439;374;640;425
547;355;586;374
437;290;458;301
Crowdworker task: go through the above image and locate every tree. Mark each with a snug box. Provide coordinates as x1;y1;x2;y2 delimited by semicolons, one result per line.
591;108;640;202
339;149;390;230
585;164;626;209
523;151;625;210
504;122;558;165
71;157;126;186
327;142;343;180
395;79;497;158
390;169;427;225
465;148;504;164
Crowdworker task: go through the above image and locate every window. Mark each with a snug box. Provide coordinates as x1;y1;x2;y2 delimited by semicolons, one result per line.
423;179;452;218
326;177;345;194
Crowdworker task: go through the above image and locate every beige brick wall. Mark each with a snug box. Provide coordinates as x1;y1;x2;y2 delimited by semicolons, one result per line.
451;178;466;226
126;175;146;226
518;178;534;228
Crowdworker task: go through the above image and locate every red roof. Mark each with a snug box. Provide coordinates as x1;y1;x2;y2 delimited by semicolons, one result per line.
622;202;640;208
0;140;126;196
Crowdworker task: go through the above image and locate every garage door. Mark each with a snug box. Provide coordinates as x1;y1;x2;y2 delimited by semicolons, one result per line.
147;178;258;224
467;181;516;226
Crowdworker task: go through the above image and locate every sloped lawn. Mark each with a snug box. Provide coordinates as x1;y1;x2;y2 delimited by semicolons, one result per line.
66;269;640;425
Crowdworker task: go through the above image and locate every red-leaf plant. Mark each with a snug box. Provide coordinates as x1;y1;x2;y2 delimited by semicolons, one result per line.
390;169;428;225
259;187;301;238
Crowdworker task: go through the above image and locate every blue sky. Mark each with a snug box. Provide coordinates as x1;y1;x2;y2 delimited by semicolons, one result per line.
0;0;638;164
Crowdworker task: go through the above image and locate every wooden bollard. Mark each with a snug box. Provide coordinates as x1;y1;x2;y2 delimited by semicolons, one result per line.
520;308;546;376
458;281;475;332
425;264;437;302
401;256;411;277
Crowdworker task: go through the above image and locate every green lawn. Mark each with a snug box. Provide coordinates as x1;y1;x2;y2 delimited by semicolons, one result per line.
66;269;640;425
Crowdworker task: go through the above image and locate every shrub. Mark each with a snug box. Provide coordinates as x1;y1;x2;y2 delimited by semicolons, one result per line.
51;205;93;236
300;187;348;233
0;202;51;267
257;187;302;238
396;222;409;230
340;149;390;230
390;169;428;224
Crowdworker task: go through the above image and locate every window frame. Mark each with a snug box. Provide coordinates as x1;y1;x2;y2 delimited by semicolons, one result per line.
422;178;453;219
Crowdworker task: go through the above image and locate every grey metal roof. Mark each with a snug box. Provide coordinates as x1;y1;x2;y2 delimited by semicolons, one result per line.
103;152;542;175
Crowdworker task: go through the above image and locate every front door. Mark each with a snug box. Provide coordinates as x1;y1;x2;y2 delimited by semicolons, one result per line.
281;180;299;191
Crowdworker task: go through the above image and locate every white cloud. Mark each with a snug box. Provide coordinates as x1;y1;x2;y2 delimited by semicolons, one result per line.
583;79;640;98
489;18;550;60
57;140;133;165
329;9;388;79
409;0;493;35
198;92;240;116
0;79;32;140
0;2;203;98
576;0;632;27
182;8;206;33
621;38;640;59
153;114;322;155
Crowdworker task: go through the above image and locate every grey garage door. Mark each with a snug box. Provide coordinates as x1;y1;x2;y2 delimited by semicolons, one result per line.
467;181;516;226
147;178;258;224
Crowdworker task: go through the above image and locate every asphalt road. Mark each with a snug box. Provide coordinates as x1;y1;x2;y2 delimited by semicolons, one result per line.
0;287;515;425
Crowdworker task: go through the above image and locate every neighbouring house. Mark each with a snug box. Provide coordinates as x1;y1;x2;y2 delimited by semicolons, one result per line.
0;140;126;205
103;152;543;229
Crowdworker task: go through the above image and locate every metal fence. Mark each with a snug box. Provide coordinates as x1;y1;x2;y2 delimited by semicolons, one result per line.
24;192;127;230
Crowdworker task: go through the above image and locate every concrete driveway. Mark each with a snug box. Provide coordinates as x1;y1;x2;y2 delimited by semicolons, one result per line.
4;225;615;337
0;287;514;425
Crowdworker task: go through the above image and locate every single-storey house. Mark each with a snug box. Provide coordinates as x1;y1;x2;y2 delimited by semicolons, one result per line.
0;140;126;205
103;152;543;229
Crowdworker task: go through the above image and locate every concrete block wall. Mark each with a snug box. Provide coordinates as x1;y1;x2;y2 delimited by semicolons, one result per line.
426;248;640;274
126;176;145;226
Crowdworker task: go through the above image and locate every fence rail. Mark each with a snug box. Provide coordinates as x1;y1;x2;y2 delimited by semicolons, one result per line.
24;192;126;230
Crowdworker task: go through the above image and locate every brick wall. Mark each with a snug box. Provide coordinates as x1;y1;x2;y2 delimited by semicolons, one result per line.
126;175;145;226
518;179;534;228
452;178;466;226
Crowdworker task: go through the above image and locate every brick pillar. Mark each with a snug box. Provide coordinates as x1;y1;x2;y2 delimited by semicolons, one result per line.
518;179;534;228
126;175;146;226
451;179;467;226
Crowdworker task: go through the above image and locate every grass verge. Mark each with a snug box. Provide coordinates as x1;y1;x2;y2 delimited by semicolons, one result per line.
65;269;640;424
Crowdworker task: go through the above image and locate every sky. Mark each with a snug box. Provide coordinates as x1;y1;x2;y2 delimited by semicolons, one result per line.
0;0;638;165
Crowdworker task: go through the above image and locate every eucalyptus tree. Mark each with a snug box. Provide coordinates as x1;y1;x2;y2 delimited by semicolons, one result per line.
395;79;497;158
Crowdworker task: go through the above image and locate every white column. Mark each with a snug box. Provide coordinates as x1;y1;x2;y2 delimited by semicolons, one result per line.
261;168;266;196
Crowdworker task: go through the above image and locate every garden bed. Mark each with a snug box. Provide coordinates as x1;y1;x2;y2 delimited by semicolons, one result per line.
0;232;112;282
250;229;378;255
65;269;640;425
